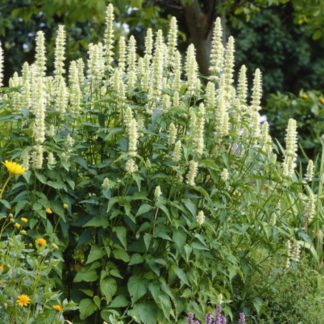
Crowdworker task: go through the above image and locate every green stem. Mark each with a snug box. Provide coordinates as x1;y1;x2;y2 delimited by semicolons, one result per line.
0;174;12;200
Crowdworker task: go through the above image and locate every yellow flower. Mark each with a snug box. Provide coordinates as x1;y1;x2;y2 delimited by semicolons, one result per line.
3;160;26;176
16;294;31;307
20;217;28;223
35;238;47;247
46;208;53;214
0;264;4;272
20;230;27;235
14;223;21;229
320;97;324;104
53;304;63;312
63;203;68;209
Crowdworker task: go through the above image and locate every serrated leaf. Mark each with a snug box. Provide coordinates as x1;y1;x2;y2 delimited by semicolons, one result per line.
129;253;144;265
114;226;127;249
173;266;189;286
79;298;97;320
100;277;117;303
113;248;130;262
74;270;98;283
128;275;147;304
109;294;129;308
86;246;105;264
136;204;153;216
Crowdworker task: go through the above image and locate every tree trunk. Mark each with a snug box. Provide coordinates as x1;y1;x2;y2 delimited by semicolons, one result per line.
183;0;216;76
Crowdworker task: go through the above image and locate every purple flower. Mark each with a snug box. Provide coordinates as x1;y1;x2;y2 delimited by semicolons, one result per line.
239;313;246;324
188;312;195;324
222;315;227;324
205;312;212;324
215;305;223;324
194;321;200;324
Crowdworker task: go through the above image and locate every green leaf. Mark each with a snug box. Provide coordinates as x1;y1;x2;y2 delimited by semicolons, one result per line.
136;204;153;216
172;230;187;251
129;253;144;265
173;266;189;286
109;294;129;308
100;277;117;303
158;294;172;320
128;275;147;304
74;270;98;283
0;200;11;209
84;215;109;228
128;303;157;324
184;199;196;217
113;248;130;262
79;298;97;320
86;246;105;264
144;233;152;250
114;226;127;249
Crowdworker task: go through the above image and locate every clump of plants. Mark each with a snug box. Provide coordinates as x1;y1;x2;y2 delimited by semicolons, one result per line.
0;161;77;323
0;4;322;323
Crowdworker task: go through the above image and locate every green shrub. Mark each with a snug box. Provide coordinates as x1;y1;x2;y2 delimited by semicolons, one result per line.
0;5;322;323
265;90;324;161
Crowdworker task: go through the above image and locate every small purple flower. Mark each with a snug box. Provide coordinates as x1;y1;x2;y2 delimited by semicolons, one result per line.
194;321;200;324
239;313;246;324
188;312;195;324
222;315;227;324
215;305;223;324
205;312;212;324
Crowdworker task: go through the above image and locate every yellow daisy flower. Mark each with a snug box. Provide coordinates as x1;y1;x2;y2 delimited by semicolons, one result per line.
35;238;47;247
20;217;28;223
63;203;68;209
53;304;64;312
3;160;26;176
46;208;53;214
16;294;31;307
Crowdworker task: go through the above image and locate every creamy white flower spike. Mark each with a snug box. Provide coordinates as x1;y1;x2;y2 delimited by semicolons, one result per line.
126;159;138;173
127;36;137;89
104;3;114;73
304;189;316;227
87;43;105;88
186;160;198;186
173;50;182;92
221;168;229;182
251;68;262;112
209;17;224;82
47;152;57;168
224;36;235;94
197;210;205;225
173;140;182;162
168;123;177;145
206;82;216;111
128;118;138;157
102;177;110;190
185;44;198;94
35;31;46;79
54;25;66;78
152;30;164;97
283;118;298;177
238;65;248;104
167;17;178;70
305;160;314;182
118;36;126;73
194;103;205;156
154;186;162;199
